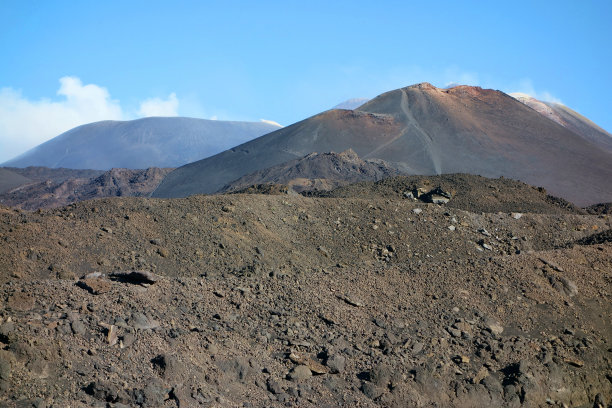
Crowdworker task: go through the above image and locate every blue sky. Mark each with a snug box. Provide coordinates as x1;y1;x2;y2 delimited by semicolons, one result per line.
1;0;611;162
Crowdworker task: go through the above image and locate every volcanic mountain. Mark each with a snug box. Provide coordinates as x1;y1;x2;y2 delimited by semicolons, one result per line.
2;117;281;170
153;83;612;206
511;93;612;152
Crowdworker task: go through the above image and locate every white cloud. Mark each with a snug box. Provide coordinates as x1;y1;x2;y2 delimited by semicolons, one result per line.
0;77;183;163
57;76;123;120
539;91;563;105
0;77;124;163
138;93;179;117
508;78;562;104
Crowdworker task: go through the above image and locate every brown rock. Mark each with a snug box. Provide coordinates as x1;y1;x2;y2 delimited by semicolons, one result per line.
454;355;470;364
289;365;312;382
564;357;584;367
289;352;328;374
338;294;364;307
472;366;489;384
7;292;34;311
77;277;112;294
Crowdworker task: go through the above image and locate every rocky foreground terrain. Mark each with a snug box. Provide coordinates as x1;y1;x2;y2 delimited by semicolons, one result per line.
0;175;610;407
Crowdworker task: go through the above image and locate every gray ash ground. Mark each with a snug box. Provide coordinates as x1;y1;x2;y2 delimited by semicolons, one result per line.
0;175;610;407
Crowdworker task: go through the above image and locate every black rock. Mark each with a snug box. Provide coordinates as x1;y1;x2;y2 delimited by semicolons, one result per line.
362;382;384;400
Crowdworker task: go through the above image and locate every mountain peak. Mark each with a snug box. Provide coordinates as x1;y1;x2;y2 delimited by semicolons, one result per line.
154;83;612;206
443;84;488;95
407;82;438;91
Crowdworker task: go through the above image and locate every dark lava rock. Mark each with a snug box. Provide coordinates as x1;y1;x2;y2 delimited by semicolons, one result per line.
85;380;130;404
362;382;385;400
289;365;312;382
326;354;346;374
267;379;283;395
152;354;180;379
218;357;251;383
369;363;392;387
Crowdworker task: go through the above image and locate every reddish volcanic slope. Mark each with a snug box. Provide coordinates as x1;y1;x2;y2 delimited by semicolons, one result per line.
354;83;612;205
512;93;612;153
154;83;612;206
